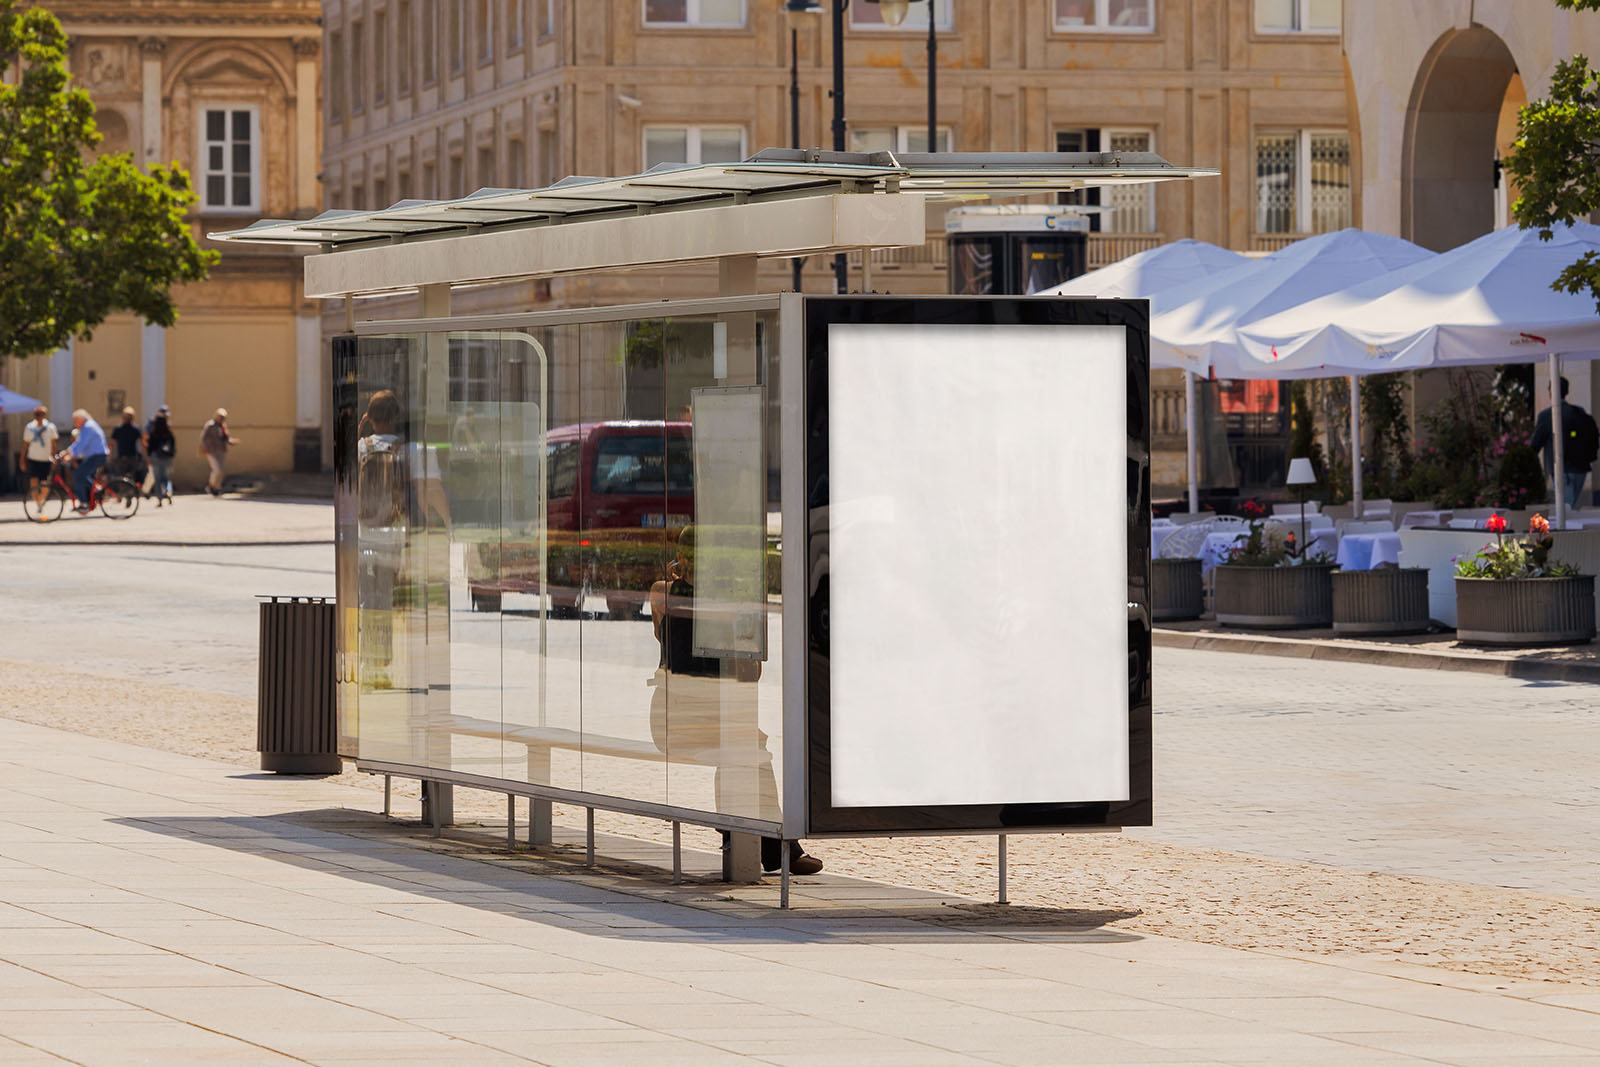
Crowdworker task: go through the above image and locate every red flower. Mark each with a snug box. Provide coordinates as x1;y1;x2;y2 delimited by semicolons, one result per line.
1486;514;1508;533
1530;514;1550;535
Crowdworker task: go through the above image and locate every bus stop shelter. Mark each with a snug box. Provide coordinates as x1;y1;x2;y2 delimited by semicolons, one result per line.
214;149;1214;905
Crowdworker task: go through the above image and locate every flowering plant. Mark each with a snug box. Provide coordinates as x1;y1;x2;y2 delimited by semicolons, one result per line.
1223;517;1335;568
1454;513;1577;579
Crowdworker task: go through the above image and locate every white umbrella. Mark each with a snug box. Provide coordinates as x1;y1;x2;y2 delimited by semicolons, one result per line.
1150;228;1435;379
1043;239;1252;511
0;386;43;416
1238;222;1600;526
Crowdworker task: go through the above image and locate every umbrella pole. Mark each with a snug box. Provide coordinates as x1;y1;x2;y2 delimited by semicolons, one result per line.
1185;370;1199;514
1349;376;1364;519
1551;352;1566;530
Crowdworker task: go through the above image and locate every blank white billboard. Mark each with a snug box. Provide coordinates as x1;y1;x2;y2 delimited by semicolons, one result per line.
827;322;1129;808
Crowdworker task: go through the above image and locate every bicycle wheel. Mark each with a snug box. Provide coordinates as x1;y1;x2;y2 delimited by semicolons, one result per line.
100;478;141;519
23;485;67;523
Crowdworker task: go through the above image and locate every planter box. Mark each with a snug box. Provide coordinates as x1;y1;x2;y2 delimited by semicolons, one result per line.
1454;576;1597;647
1215;563;1336;629
1332;569;1430;635
1151;558;1203;621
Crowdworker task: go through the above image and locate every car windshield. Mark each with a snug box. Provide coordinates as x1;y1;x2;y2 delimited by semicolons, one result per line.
591;434;693;495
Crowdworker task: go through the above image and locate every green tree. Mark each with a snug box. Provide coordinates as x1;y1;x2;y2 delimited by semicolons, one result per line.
1504;0;1600;312
0;1;216;359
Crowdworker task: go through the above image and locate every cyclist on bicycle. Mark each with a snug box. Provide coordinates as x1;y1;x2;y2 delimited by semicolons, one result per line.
56;409;109;514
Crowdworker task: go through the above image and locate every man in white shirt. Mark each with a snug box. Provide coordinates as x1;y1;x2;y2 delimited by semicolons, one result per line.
18;406;58;508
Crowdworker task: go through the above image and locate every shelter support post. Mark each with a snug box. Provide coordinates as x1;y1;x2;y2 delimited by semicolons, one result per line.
1552;352;1567;530
382;774;390;816
1349;376;1363;520
998;834;1009;904
506;795;515;852
1184;371;1199;513
672;823;682;885
780;845;791;910
586;808;595;866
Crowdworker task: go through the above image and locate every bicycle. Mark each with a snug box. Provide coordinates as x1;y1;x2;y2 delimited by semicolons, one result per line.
23;459;141;522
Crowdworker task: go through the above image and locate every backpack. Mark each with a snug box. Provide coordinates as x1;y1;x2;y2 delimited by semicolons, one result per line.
1570;408;1600;470
358;435;408;526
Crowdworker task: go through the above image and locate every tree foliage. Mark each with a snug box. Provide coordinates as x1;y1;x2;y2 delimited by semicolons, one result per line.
0;1;216;359
1503;0;1600;313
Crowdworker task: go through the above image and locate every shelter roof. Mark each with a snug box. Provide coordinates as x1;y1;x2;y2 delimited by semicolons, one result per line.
209;149;1216;251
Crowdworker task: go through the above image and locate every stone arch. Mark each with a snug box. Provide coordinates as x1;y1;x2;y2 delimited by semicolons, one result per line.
160;42;294;100
1402;25;1519;251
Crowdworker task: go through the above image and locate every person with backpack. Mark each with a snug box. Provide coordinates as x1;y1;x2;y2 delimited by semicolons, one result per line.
143;405;177;506
1529;377;1600;509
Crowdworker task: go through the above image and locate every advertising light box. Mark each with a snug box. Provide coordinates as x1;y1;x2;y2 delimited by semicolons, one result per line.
797;297;1151;836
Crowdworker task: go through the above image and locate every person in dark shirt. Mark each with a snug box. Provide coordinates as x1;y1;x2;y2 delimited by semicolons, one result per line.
143;405;177;506
1529;377;1600;509
108;406;145;480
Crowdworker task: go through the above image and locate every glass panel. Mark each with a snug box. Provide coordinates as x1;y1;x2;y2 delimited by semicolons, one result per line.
232;143;251;173
206;110;225;140
661;313;781;821
698;128;743;164
1254;0;1294;31
854;0;948;28
903;128;952;153
578;319;668;807
208;145;224;170
1307;0;1340;31
233;110;251;141
1255;131;1297;234
442;334;504;779
848;127;895;153
232;176;251;205
644;0;687;22
644;127;689;169
1107;0;1152;28
1055;0;1099;27
206;175;225;204
352;336;429;768
1309;131;1351;233
697;0;743;25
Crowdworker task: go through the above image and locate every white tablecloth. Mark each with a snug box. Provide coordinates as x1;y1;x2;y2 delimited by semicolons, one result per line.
1336;531;1404;571
1200;528;1338;574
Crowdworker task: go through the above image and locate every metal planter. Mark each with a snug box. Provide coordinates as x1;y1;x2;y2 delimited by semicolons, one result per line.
1215;563;1336;629
1151;557;1203;621
1332;569;1430;635
1454;576;1596;647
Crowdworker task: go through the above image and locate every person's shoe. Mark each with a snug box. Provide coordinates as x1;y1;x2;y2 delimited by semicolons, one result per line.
73;507;92;515
762;838;823;875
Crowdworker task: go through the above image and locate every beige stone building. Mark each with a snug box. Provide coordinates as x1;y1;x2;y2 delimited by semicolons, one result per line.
3;0;322;490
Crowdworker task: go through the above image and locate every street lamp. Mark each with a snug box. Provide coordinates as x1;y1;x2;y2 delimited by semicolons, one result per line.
864;0;936;153
785;0;823;293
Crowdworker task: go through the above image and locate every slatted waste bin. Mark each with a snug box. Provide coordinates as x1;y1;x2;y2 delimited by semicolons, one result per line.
257;595;341;774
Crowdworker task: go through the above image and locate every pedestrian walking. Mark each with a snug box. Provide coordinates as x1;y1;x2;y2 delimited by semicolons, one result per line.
199;408;240;496
57;409;108;514
144;405;177;506
18;406;58;510
109;406;144;480
1529;377;1600;509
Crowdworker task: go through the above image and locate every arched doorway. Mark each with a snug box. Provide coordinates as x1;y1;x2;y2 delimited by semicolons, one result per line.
1403;26;1518;252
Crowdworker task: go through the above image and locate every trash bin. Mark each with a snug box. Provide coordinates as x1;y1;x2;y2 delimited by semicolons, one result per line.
257;595;341;774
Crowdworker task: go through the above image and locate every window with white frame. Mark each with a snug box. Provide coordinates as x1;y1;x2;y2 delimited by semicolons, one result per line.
847;126;954;154
643;125;745;169
1053;0;1153;33
1254;0;1339;34
200;107;259;212
1254;129;1350;234
476;0;493;62
1055;128;1156;232
643;0;744;27
851;0;952;29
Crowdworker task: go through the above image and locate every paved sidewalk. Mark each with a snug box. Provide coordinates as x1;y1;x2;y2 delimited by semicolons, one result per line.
0;495;332;546
3;719;1599;1064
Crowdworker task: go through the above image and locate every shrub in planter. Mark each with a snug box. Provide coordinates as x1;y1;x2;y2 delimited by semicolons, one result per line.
1214;517;1337;629
1453;514;1595;646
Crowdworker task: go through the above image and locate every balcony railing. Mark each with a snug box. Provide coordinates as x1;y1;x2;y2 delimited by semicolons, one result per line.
1251;234;1307;253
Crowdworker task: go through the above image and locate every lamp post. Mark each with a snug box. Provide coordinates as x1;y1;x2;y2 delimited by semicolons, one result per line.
866;0;936;149
785;1;822;293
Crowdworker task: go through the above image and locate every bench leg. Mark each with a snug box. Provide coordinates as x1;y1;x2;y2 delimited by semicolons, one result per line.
382;775;391;817
529;799;552;848
723;831;761;884
586;807;595;866
780;842;790;909
422;781;452;835
506;795;515;852
672;822;682;885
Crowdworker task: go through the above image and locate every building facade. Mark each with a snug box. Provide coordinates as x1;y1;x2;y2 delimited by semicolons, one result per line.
3;0;322;488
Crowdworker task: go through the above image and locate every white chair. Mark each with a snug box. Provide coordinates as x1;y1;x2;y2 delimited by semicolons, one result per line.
1272;502;1321;517
1339;519;1396;535
1159;515;1240;559
1448;517;1485;529
1361;498;1394;519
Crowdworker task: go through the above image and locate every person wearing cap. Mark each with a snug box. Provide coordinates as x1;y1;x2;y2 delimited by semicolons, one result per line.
18;406;58;509
57;409;108;513
199;407;240;496
143;405;177;505
109;406;144;480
